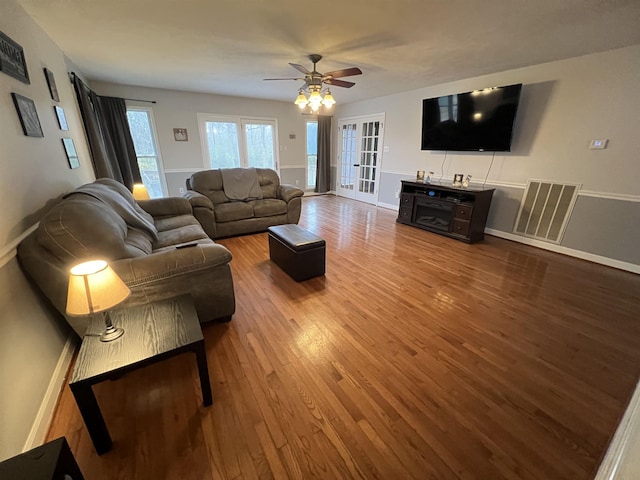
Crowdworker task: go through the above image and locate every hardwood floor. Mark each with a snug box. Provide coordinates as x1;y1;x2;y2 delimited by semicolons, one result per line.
46;195;640;479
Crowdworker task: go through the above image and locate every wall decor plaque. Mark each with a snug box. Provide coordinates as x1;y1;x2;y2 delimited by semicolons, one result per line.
11;93;43;137
62;138;80;169
44;67;59;101
0;31;30;84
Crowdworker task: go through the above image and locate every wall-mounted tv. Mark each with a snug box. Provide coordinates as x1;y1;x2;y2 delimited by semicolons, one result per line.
421;83;522;152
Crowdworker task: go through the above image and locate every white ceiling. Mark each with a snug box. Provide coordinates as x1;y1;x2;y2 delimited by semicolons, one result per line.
18;0;640;104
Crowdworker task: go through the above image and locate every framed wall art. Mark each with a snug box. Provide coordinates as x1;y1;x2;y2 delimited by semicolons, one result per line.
11;93;43;137
43;67;59;101
0;31;30;84
62;138;80;169
173;128;188;141
54;105;68;130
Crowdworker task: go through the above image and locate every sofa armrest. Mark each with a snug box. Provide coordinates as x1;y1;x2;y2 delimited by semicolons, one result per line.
138;197;192;218
184;190;217;238
184;190;213;209
279;184;304;203
112;242;231;286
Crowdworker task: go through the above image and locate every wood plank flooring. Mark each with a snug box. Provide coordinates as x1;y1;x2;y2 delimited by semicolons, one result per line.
46;195;640;479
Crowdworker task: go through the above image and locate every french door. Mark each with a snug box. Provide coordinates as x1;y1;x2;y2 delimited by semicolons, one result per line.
336;114;385;204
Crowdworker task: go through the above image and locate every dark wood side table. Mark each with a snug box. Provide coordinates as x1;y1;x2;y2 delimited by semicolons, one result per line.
0;437;84;479
69;295;212;455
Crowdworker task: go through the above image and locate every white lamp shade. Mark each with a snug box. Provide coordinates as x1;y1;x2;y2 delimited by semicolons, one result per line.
132;183;150;200
66;260;131;316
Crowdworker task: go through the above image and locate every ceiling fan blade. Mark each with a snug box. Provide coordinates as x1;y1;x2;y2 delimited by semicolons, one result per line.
323;67;362;78
263;77;305;81
325;78;356;88
289;63;311;75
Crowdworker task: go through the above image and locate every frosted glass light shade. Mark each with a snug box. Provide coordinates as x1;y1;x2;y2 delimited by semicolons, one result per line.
66;260;131;316
132;183;150;200
294;91;308;108
322;91;336;108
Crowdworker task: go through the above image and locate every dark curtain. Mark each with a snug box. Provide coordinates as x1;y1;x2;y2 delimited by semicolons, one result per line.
315;115;332;193
72;74;141;190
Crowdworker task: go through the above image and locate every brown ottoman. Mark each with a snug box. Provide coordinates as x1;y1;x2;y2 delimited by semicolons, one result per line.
267;225;326;281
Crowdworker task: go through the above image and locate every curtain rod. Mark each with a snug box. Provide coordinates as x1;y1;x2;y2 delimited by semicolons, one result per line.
69;71;156;104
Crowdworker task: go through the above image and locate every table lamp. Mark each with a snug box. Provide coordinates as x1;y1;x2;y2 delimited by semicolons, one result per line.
66;260;131;342
132;183;150;200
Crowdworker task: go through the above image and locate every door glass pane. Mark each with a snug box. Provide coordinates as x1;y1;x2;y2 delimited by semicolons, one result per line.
126;109;164;198
205;121;240;169
340;123;357;190
357;121;381;195
306;121;318;189
244;123;275;169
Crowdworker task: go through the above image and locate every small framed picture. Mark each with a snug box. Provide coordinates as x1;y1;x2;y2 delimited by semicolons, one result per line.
54;105;68;130
62;138;80;169
11;93;43;137
453;174;464;186
173;128;188;141
416;170;425;182
43;67;59;101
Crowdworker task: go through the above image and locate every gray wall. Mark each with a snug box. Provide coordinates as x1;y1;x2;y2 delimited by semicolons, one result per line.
0;0;93;460
0;258;70;459
335;45;640;270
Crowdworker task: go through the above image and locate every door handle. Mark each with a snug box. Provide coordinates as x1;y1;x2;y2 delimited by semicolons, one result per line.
353;164;360;167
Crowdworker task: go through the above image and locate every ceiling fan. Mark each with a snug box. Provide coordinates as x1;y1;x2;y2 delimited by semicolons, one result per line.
264;54;362;111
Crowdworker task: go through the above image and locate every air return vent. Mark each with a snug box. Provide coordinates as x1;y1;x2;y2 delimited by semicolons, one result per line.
514;180;580;243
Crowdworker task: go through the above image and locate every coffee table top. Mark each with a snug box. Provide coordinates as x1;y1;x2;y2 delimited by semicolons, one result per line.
70;295;202;384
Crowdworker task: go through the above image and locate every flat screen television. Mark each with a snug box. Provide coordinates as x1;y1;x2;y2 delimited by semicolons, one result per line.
421;83;522;152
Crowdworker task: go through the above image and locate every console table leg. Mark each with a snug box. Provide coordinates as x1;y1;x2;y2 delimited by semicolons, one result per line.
195;341;213;406
70;382;112;454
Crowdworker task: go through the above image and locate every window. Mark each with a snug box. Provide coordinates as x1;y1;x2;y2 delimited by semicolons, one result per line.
198;114;278;170
125;107;166;198
306;120;318;189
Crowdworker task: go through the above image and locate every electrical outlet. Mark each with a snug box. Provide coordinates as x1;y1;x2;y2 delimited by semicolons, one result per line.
179;187;185;194
295;180;300;186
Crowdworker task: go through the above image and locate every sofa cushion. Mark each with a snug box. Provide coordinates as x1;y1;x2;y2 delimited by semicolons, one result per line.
257;169;279;199
37;195;152;261
153;214;211;249
188;170;230;206
215;202;254;223
250;198;288;218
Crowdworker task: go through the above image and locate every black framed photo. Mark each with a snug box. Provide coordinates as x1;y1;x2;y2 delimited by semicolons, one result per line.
54;105;68;130
0;31;30;84
11;93;43;137
62;138;80;169
43;67;59;101
453;173;464;186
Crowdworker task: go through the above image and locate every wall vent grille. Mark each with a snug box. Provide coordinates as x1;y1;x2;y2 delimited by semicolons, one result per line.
513;180;580;243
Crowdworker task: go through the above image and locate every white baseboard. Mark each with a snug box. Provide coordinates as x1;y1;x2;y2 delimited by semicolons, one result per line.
595;380;640;480
486;229;640;274
377;201;399;210
22;335;76;452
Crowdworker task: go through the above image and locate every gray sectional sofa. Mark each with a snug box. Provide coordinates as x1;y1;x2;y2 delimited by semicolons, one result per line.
184;168;304;239
18;178;235;337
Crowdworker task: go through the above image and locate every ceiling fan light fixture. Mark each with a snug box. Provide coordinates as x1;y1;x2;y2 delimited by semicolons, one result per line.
294;90;308;108
322;90;336;108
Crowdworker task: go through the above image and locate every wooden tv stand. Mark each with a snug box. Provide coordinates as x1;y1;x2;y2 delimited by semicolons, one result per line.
397;180;495;243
